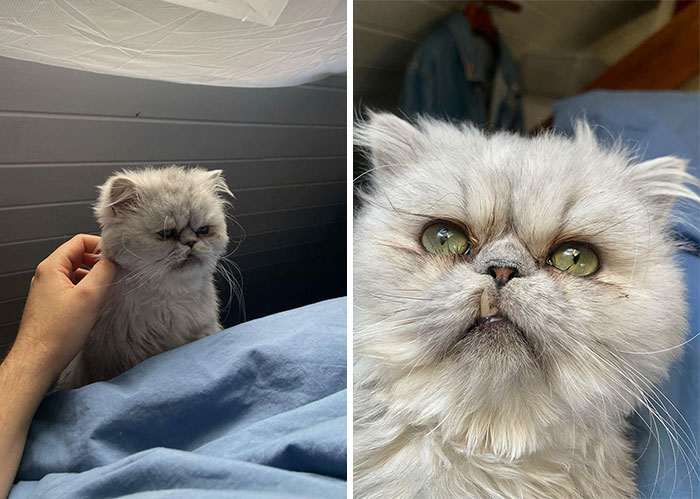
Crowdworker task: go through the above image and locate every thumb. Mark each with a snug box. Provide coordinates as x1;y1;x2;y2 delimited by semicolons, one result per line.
76;258;117;301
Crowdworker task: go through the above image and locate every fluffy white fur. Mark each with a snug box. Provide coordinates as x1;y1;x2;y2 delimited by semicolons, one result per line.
353;113;700;498
56;166;232;390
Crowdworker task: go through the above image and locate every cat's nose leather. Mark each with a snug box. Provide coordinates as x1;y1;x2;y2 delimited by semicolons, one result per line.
182;239;197;248
488;266;519;286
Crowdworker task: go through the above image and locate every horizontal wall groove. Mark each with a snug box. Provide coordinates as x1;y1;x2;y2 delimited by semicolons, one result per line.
0;199;94;212
0;233;94;248
0;183;346;211
0;202;344;225
0;269;33;279
0;296;24;305
241;221;341;239
0;233;343;279
0;222;342;275
232;202;345;220
0;110;346;129
0;270;32;280
234;180;345;193
0;155;346;168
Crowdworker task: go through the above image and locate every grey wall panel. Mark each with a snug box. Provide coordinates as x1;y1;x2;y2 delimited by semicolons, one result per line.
0;204;100;244
0;157;345;208
0;57;345;125
0;271;33;302
0;236;75;275
0;233;345;315
0;203;344;250
235;183;345;213
0;322;19;360
235;223;342;257
0;322;18;342
0;56;345;333
0;298;24;325
235;241;338;273
0;182;344;244
0;221;344;323
233;205;345;237
0;117;345;164
0;220;343;276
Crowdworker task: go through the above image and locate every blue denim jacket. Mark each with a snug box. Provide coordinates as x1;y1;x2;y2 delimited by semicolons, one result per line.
400;11;523;132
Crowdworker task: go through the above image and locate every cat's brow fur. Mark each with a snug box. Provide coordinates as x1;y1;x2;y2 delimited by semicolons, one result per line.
353;113;700;498
56;166;232;390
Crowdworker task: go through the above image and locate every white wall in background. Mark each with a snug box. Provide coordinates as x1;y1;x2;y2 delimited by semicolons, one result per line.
354;0;660;125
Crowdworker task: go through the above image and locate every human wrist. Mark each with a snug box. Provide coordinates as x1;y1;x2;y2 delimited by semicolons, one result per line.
2;336;61;393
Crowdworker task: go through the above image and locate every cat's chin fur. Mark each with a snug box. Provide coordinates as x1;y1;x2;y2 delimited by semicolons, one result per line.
353;113;700;498
56;166;232;390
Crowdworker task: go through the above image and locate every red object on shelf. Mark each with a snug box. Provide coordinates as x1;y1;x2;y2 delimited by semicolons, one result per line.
463;1;521;45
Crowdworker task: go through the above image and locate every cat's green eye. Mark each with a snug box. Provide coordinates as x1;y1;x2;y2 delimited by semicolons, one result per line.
196;226;210;235
421;222;471;256
548;243;599;276
157;229;176;239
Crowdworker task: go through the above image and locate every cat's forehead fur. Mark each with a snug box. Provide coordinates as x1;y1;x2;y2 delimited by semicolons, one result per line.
94;165;231;276
95;165;230;227
356;114;694;260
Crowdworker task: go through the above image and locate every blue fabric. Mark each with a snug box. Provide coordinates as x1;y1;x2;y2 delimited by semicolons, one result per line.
553;91;700;498
399;11;523;132
11;298;347;499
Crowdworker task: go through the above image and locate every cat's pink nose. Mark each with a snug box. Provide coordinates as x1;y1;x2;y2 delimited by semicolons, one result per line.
488;266;519;286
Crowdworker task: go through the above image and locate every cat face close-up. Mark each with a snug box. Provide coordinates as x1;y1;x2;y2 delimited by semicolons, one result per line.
95;166;231;280
353;113;697;496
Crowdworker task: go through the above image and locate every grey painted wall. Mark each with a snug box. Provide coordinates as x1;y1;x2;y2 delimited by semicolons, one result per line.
0;56;346;356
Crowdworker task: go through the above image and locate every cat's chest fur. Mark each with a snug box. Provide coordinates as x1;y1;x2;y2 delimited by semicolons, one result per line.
58;269;220;389
355;410;636;499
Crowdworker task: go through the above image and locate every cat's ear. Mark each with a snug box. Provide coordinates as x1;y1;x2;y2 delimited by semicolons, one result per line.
206;169;234;200
105;176;139;212
355;112;422;177
628;156;700;220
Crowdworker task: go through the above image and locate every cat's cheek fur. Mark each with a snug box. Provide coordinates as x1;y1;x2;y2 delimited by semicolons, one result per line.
354;114;698;498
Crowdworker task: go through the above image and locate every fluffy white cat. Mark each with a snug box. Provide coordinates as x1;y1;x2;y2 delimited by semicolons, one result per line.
353;113;699;498
56;166;232;390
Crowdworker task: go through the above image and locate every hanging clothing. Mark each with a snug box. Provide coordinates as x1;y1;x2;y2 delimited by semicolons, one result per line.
400;11;523;133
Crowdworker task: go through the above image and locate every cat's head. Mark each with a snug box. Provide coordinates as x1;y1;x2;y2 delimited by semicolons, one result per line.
95;166;231;279
354;113;699;458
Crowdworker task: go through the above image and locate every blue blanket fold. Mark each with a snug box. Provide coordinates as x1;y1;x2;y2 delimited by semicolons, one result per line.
12;297;347;499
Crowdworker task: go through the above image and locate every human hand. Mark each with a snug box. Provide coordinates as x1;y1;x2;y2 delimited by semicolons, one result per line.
0;235;115;498
10;234;117;382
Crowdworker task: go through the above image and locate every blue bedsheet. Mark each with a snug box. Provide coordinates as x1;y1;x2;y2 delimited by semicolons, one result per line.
553;91;700;498
11;298;347;499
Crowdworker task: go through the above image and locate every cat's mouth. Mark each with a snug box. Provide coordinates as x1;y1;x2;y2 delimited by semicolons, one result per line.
174;253;201;269
468;313;519;334
462;289;531;348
